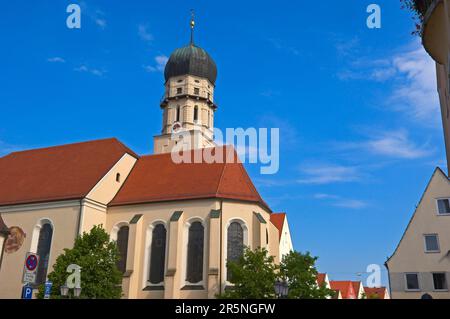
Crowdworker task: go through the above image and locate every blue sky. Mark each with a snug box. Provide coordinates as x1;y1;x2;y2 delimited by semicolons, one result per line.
0;1;445;286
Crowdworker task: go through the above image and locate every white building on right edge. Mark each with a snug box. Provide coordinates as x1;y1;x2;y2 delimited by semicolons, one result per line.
386;167;450;299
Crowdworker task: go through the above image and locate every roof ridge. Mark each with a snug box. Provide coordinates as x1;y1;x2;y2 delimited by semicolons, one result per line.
6;137;118;156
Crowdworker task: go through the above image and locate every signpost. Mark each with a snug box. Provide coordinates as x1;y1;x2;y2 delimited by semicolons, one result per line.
22;252;39;284
21;284;33;300
44;281;53;299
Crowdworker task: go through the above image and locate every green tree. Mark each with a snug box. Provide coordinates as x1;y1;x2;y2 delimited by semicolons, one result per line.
220;247;278;299
37;225;122;299
279;251;334;299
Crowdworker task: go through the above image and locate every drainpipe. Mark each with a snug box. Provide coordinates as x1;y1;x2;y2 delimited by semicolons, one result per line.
219;199;223;295
76;199;84;238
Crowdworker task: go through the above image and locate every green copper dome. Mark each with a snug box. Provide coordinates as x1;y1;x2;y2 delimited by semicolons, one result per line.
164;44;217;85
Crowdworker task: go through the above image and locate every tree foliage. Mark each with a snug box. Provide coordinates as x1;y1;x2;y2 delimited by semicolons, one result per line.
37;225;123;299
220;247;278;299
220;248;333;299
279;251;334;299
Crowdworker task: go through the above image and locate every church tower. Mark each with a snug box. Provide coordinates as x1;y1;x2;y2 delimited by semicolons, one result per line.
153;15;218;154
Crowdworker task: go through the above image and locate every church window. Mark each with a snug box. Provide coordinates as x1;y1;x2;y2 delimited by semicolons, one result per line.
186;221;204;284
36;223;53;285
227;222;244;281
149;224;167;284
116;226;129;274
194;106;199;122
177;87;182;95
194;87;200;95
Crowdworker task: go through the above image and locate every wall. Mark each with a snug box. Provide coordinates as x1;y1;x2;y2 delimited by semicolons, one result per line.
387;169;450;299
107;199;278;299
0;201;80;299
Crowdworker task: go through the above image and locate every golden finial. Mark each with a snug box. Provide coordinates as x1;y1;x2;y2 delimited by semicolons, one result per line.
190;9;195;45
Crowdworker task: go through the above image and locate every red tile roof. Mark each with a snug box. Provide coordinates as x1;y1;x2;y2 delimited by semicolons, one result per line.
0;138;138;206
330;281;357;299
363;287;387;299
270;213;286;239
317;273;327;287
110;146;270;210
351;281;362;297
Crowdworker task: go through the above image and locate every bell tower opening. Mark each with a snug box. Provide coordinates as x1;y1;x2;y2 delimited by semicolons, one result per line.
153;14;218;155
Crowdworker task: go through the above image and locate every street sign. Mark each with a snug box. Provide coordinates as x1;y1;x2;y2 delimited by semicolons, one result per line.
44;281;53;299
22;252;39;284
21;284;33;300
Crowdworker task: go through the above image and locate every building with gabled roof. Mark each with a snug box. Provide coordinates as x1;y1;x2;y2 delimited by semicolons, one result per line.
329;281;357;299
0;21;291;299
363;287;390;299
386;167;450;299
270;213;293;259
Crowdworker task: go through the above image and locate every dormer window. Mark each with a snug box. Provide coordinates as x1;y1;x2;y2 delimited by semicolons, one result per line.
116;173;121;183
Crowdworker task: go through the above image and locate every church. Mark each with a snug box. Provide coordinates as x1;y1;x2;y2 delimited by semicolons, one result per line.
0;24;293;299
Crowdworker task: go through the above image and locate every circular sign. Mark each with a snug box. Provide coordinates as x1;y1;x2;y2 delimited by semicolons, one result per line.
25;254;38;271
5;226;26;254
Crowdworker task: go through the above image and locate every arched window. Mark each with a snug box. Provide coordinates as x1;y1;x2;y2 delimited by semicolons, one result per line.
186;221;204;284
36;223;53;285
116;226;129;274
194;106;199;122
227;222;244;281
149;224;167;284
176;106;180;122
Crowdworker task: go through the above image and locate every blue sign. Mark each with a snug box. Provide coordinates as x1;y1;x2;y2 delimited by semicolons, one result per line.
44;281;53;299
21;285;33;300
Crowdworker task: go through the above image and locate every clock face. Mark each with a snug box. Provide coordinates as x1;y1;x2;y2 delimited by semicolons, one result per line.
172;122;182;133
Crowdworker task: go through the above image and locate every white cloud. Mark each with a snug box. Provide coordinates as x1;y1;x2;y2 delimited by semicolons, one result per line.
337;129;433;159
95;18;107;29
297;164;363;185
313;193;340;199
390;47;439;123
138;24;154;42
47;57;65;63
313;193;368;209
337;42;440;125
144;55;168;73
333;199;368;209
74;65;106;77
79;2;107;30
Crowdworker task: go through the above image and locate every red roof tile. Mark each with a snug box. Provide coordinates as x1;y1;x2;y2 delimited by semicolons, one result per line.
317;273;327;287
363;287;387;299
330;281;357;299
0;138;138;206
270;213;286;239
351;281;362;297
110;146;270;210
